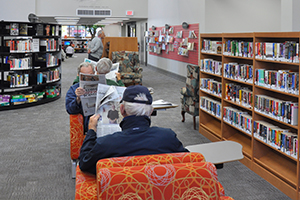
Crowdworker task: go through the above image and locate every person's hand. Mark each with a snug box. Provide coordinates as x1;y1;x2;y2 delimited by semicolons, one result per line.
75;87;86;103
87;49;91;54
116;72;121;81
88;114;100;132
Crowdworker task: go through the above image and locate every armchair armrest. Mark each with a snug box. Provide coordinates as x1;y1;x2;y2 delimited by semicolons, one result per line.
70;114;85;160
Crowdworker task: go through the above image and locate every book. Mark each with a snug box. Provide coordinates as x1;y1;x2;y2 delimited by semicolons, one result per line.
36;24;44;36
10;23;19;35
45;25;50;36
19;24;28;35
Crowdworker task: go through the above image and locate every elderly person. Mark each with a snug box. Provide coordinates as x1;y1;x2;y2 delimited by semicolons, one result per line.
72;58;124;86
96;58;124;86
87;30;105;62
66;62;95;132
79;85;189;174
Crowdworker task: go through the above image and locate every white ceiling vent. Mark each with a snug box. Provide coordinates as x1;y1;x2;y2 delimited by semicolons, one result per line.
94;9;111;16
76;9;112;17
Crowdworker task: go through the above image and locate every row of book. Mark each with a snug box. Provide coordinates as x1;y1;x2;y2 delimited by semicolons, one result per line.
254;69;299;94
223;63;253;83
45;86;60;98
223;40;253;58
8;23;60;36
46;53;59;67
201;39;222;54
200;96;222;119
200;59;222;76
254;94;298;125
1;92;45;106
40;39;59;51
200;78;222;97
4;56;31;70
7;72;29;88
254;120;298;158
225;83;253;109
6;39;33;52
223;106;252;135
36;69;59;85
255;41;299;63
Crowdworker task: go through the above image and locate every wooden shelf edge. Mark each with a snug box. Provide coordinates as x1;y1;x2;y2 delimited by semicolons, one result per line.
253;158;297;187
199;125;221;142
252;162;297;200
223;99;252;111
255;85;299;98
223;77;253;86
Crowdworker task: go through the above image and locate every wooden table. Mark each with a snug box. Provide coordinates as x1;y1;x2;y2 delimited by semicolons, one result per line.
185;141;244;168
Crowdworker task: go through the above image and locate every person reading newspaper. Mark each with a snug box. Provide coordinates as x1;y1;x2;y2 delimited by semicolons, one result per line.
72;58;124;86
79;85;189;175
66;60;124;133
65;62;95;133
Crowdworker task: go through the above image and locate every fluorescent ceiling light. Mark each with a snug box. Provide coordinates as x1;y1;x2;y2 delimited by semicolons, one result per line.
104;17;129;21
55;17;80;20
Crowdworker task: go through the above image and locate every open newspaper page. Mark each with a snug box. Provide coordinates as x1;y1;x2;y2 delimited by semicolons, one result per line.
79;73;106;116
95;83;126;137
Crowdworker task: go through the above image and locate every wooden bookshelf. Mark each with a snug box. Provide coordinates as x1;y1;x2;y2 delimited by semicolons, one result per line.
102;37;138;59
199;32;300;199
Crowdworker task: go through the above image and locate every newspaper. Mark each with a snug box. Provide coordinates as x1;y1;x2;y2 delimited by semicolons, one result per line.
79;73;106;116
84;58;119;82
95;83;126;137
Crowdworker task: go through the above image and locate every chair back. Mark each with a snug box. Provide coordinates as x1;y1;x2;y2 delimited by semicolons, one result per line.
97;162;222;200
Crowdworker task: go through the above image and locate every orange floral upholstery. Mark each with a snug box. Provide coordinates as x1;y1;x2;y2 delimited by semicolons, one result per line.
96;152;205;169
75;165;97;200
70;114;84;160
97;162;234;200
76;152;204;200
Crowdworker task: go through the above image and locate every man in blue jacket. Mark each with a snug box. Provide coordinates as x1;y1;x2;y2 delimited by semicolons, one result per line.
79;85;189;175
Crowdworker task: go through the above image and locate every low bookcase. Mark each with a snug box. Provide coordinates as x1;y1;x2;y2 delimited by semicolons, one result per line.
0;20;62;110
200;32;300;200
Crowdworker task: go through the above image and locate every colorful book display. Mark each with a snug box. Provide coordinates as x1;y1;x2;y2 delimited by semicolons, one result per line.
200;78;222;97
254;94;298;125
253;120;298;158
200;59;222;76
225;83;253;108
223;63;253;83
0;95;10;106
6;39;33;52
200;96;222;119
223;106;252;135
255;41;299;63
223;40;253;58
7;72;29;87
201;39;222;54
5;56;31;70
255;69;299;94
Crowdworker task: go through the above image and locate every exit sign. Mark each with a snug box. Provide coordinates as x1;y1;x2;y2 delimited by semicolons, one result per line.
126;10;134;16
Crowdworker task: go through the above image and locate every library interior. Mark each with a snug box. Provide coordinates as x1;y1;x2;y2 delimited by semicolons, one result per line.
2;0;300;199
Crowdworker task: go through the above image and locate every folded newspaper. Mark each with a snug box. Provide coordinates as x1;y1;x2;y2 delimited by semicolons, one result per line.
79;73;106;116
95;83;126;137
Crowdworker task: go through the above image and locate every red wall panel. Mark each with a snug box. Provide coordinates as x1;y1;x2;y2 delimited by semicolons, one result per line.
149;23;199;66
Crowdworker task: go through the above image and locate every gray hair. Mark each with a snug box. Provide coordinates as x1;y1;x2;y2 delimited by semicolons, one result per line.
97;29;103;36
77;62;95;74
122;94;153;117
96;58;112;74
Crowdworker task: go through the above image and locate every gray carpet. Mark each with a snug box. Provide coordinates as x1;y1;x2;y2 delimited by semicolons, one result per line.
0;53;291;200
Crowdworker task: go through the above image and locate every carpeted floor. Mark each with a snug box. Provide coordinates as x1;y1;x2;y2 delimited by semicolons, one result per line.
0;53;291;199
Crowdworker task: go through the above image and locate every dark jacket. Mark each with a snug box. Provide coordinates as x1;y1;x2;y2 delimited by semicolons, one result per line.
65;83;90;132
79;115;189;174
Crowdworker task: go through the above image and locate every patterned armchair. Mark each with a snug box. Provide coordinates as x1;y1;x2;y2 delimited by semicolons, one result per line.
97;162;233;200
70;114;85;178
180;64;200;130
111;51;142;86
75;152;234;200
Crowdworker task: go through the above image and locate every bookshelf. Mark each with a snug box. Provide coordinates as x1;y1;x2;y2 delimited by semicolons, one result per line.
0;21;61;110
200;32;300;200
